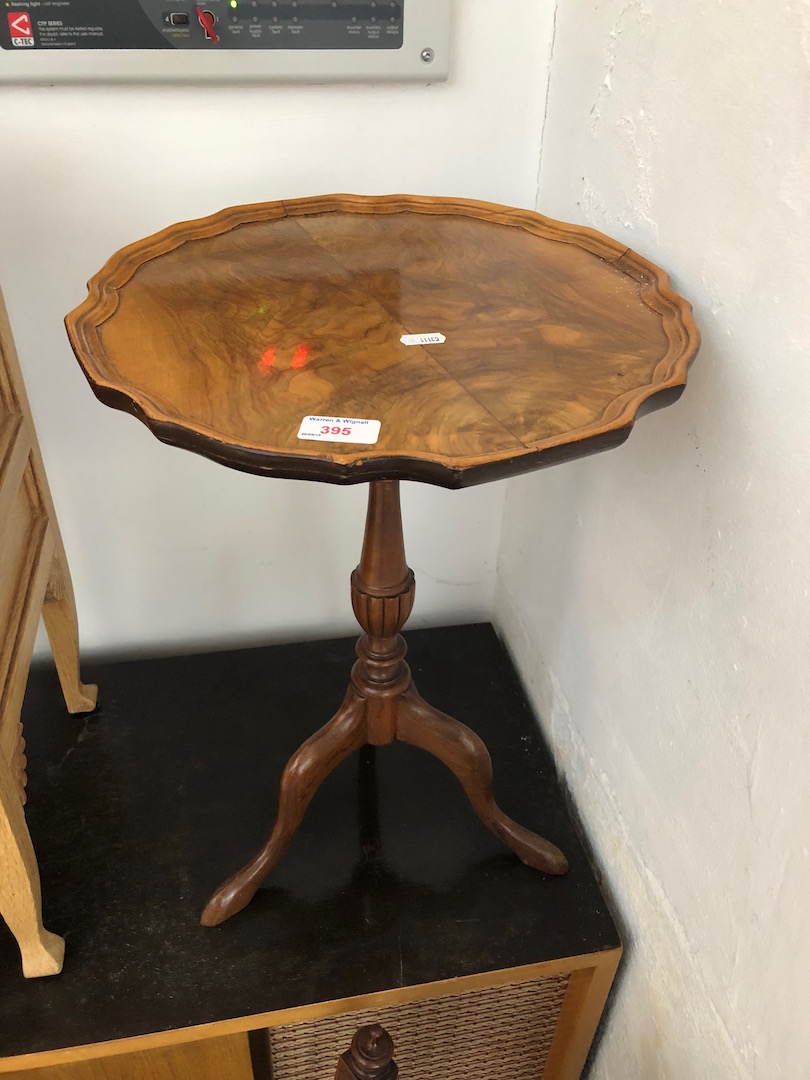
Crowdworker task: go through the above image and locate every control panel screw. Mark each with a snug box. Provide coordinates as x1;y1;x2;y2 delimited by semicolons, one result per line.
420;47;435;64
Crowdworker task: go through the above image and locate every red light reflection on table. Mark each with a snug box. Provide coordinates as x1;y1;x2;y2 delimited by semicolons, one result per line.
257;344;311;375
258;347;276;373
291;344;310;370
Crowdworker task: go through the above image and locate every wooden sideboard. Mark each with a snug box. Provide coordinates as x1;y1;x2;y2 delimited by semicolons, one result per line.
0;285;97;978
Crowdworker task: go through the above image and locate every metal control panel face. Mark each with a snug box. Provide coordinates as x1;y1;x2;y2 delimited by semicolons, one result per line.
1;1;404;51
0;0;448;82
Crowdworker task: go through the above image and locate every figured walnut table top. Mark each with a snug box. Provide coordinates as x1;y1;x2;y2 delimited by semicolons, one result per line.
65;195;699;488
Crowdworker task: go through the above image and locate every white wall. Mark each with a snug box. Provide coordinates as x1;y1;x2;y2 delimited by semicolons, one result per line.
0;0;556;657
496;1;810;1077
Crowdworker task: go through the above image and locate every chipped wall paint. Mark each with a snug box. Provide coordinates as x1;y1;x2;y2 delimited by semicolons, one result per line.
496;1;810;1076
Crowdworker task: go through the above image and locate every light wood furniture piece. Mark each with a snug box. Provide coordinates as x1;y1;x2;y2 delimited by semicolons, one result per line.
0;287;97;979
65;195;698;927
1;1034;254;1080
0;627;620;1079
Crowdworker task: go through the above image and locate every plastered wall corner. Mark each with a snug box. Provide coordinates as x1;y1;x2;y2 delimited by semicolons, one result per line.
496;0;810;1074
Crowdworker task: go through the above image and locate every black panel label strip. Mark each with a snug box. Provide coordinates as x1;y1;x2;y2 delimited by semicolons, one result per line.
1;0;404;50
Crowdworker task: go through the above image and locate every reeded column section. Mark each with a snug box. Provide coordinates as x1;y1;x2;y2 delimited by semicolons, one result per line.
350;481;415;743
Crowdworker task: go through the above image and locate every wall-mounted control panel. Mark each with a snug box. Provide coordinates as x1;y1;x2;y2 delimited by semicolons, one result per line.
0;0;450;82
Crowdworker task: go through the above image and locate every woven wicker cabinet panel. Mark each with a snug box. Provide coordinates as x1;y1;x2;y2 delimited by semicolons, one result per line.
272;976;569;1080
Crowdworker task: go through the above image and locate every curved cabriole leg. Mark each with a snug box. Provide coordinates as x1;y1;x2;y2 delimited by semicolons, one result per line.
397;685;568;875
0;761;65;977
42;553;98;715
201;690;367;926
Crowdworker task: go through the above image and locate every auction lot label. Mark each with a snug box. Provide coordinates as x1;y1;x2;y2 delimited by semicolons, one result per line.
297;416;382;445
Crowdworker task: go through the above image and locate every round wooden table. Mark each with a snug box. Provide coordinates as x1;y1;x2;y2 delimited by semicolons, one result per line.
66;195;699;926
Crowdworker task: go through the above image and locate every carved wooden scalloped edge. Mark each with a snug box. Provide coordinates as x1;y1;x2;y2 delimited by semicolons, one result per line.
65;195;700;490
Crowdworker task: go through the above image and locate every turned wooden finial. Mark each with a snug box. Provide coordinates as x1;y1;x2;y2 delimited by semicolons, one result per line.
335;1024;398;1080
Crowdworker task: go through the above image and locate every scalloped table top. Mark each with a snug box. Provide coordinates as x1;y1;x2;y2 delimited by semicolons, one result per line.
65;195;699;488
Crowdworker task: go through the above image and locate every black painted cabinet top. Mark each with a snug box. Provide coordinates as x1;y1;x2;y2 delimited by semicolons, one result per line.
0;625;619;1061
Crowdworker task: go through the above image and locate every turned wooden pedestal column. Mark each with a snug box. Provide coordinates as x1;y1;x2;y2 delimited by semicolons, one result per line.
201;480;567;926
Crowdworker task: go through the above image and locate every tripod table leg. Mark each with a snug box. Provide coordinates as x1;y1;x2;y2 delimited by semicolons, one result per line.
396;685;568;875
201;690;368;926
